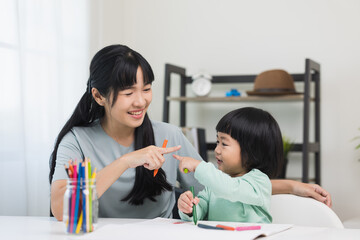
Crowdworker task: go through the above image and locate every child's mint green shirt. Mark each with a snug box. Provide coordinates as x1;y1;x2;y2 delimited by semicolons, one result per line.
179;161;272;223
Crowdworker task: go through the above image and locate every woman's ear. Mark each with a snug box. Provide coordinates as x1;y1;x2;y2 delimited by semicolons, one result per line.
91;88;106;106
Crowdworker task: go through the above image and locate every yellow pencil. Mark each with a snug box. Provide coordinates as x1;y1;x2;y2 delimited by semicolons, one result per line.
75;212;83;234
91;168;97;184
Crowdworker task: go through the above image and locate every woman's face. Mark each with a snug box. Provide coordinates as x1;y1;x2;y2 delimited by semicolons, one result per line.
104;67;152;130
214;132;246;177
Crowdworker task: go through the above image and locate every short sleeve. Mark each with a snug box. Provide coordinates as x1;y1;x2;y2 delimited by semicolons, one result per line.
52;130;84;182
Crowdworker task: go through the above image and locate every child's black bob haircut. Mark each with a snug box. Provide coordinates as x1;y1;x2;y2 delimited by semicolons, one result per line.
216;107;283;179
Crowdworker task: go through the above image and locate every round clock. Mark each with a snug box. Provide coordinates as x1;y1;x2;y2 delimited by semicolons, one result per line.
191;73;212;97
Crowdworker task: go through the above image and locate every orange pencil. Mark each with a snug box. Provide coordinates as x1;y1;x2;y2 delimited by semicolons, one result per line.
154;139;168;177
216;224;235;231
68;160;74;178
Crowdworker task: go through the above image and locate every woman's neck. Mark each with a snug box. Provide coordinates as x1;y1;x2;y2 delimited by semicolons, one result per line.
100;117;135;147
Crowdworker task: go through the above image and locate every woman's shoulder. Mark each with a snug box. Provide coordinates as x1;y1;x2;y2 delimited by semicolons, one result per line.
72;121;101;135
151;120;182;134
61;121;102;143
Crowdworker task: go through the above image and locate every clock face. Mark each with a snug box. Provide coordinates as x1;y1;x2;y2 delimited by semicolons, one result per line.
191;78;212;96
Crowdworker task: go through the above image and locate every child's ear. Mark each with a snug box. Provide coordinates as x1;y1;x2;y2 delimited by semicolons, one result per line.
91;88;106;106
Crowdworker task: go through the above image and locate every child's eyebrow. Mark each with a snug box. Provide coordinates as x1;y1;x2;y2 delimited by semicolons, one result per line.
219;136;229;141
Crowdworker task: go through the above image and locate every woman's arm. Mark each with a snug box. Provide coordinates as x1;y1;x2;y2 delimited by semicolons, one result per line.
271;179;332;207
51;145;181;221
51;156;129;221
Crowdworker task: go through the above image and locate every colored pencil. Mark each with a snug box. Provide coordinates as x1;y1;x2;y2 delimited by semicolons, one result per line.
85;159;89;232
75;212;83;234
67;162;72;233
68;160;74;178
88;160;92;232
64;158;97;233
70;161;77;233
90;168;96;231
82;162;86;232
154;139;168;177
73;161;81;233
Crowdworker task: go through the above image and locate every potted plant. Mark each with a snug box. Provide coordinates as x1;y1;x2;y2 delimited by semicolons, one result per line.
278;136;294;178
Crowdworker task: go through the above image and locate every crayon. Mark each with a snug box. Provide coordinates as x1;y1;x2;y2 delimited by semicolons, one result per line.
198;223;224;230
235;225;261;231
190;186;197;225
154;139;168;177
216;224;235;231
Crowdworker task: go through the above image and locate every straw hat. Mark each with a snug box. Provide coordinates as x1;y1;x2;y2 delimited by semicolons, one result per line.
246;69;300;96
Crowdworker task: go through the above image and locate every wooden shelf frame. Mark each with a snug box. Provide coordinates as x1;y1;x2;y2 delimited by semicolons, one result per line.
163;59;321;184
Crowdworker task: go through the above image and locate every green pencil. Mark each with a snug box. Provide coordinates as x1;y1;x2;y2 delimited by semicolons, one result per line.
88;161;92;232
190;186;197;225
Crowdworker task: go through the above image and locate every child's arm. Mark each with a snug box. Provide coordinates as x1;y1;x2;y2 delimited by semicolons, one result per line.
174;154;269;207
196;162;270;206
173;154;201;173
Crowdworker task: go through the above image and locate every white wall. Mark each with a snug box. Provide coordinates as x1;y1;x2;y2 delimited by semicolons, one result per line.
90;0;360;222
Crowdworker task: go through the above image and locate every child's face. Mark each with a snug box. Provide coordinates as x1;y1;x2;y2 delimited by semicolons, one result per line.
215;132;246;177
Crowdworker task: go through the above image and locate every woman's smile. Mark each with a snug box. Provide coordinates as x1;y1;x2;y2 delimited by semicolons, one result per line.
128;109;145;119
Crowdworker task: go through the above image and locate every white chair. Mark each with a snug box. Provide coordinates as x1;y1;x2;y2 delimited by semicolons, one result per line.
270;194;344;228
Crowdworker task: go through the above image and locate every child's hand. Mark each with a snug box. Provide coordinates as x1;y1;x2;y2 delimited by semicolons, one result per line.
178;191;200;215
173;154;201;173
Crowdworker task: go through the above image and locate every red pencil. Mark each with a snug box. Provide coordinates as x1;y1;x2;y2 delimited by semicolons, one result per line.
70;161;77;233
154;139;168;177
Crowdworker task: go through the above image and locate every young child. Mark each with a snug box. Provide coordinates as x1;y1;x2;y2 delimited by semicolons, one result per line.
173;107;283;223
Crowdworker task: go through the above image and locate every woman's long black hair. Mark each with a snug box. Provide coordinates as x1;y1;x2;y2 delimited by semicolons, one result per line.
49;44;172;205
216;107;283;179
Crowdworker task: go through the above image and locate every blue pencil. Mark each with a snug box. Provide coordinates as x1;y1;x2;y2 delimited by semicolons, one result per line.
82;163;86;232
73;162;81;233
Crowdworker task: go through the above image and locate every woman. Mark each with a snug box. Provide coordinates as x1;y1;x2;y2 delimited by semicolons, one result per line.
50;44;331;221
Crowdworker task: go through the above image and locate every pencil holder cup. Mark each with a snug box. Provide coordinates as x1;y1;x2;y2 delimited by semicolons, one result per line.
63;179;98;234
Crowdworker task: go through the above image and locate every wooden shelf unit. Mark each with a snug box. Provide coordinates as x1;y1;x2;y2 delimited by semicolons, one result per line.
162;59;321;184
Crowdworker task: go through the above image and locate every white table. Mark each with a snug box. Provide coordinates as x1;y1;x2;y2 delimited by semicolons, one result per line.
0;216;359;240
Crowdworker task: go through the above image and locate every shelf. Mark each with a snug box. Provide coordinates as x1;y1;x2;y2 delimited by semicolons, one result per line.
163;59;321;184
167;95;315;102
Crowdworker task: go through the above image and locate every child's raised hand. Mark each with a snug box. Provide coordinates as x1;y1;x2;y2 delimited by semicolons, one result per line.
173;154;201;173
178;190;200;215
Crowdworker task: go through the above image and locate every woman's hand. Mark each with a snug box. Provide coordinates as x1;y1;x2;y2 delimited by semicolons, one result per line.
178;190;199;215
172;154;201;173
293;182;332;207
272;179;332;207
122;145;181;170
